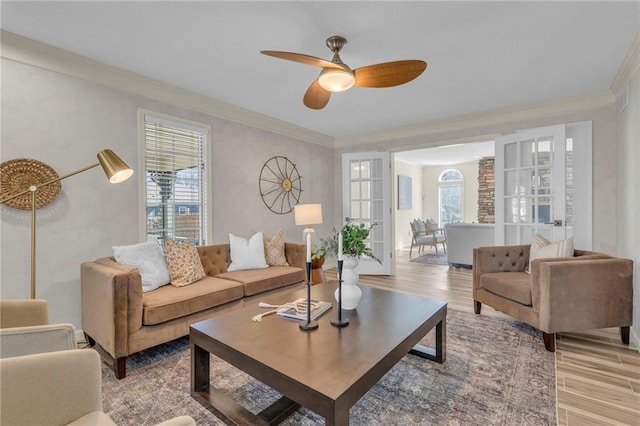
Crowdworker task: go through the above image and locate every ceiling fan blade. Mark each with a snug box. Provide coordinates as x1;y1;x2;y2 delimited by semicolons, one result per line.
261;51;345;70
354;60;427;88
303;79;331;109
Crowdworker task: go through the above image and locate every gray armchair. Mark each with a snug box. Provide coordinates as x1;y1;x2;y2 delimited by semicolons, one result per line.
410;218;447;257
473;245;633;351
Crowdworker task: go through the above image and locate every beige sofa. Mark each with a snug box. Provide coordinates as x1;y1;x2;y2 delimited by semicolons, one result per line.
81;242;306;379
473;245;633;351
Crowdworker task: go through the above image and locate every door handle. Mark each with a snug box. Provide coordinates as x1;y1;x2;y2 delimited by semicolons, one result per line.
543;220;563;226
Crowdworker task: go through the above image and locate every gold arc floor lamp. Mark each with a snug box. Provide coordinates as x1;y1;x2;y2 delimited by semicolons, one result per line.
0;149;133;299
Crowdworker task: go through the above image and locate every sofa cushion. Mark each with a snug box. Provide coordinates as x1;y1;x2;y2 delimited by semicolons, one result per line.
141;277;243;325
480;272;532;306
112;240;170;292
263;229;289;266
164;238;206;287
216;266;304;296
227;232;269;272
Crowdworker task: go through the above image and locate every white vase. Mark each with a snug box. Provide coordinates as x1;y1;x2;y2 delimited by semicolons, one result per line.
335;255;362;310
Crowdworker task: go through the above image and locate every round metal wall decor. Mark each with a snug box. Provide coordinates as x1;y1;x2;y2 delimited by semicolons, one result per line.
259;156;302;214
0;158;62;210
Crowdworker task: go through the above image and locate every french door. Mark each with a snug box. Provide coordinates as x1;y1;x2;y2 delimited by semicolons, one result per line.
341;152;392;275
495;125;567;245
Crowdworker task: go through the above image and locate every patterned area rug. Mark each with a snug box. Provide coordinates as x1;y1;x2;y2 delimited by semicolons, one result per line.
101;309;556;425
410;252;449;265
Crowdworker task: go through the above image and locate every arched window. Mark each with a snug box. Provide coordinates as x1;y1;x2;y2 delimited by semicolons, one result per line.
438;169;463;225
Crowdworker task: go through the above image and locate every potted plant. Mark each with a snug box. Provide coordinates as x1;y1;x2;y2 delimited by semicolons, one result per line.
320;222;381;310
320;222;381;263
310;245;326;269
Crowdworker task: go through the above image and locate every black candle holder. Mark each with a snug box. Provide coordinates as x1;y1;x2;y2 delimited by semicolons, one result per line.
299;261;318;331
331;259;349;327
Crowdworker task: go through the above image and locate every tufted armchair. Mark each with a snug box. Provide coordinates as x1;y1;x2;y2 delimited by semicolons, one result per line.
473;245;633;351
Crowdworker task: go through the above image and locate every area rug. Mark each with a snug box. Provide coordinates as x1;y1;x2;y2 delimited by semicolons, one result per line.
410;252;449;265
101;309;556;425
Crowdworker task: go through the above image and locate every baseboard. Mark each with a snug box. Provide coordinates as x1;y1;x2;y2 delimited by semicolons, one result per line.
630;327;640;354
76;329;86;345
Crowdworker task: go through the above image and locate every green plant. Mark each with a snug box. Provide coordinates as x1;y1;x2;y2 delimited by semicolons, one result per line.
320;222;381;263
311;244;327;260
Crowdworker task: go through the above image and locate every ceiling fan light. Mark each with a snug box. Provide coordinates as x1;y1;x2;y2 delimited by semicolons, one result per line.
318;68;355;92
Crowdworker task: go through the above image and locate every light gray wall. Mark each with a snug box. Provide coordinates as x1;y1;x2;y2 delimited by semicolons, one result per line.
394;160;423;250
617;66;640;345
0;58;335;327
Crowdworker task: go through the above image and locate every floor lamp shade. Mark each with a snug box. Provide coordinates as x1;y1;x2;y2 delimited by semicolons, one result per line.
98;149;134;183
294;204;323;245
0;149;133;299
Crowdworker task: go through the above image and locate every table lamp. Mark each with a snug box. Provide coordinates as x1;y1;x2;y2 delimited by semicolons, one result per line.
294;203;323;247
0;149;133;299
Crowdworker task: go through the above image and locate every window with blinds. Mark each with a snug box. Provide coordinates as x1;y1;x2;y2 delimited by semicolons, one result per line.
143;114;209;246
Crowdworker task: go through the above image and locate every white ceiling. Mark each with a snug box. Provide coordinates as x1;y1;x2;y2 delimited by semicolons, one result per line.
395;140;495;166
1;1;638;141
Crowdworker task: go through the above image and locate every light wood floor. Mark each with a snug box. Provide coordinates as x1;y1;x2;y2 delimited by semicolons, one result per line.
325;249;640;426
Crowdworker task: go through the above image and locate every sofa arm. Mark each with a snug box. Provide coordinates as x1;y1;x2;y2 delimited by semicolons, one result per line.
536;258;633;333
285;242;306;269
0;349;103;426
81;259;143;359
0;323;77;358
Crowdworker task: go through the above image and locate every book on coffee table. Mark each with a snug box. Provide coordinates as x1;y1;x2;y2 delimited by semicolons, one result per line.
276;298;332;321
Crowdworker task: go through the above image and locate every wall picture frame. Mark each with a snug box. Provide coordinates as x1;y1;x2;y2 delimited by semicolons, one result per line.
398;175;412;210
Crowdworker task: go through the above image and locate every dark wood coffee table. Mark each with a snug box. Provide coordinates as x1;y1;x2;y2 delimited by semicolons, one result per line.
190;282;446;425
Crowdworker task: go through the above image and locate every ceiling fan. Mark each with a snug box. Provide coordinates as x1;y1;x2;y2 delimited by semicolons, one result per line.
261;35;427;110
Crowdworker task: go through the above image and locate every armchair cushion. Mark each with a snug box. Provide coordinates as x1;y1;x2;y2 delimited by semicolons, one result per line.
480;272;532;306
527;234;574;273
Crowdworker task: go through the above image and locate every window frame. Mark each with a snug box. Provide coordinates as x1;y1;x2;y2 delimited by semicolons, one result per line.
137;109;213;245
438;168;464;226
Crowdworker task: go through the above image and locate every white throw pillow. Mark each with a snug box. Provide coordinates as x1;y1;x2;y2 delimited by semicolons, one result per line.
527;234;574;274
113;239;171;292
227;232;269;272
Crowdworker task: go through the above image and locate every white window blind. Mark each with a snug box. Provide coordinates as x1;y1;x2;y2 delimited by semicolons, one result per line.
144;114;208;246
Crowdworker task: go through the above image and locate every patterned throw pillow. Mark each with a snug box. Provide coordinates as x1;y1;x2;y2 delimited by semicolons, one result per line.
113;239;171;293
164;238;206;287
227;232;269;272
527;234;574;274
263;229;289;266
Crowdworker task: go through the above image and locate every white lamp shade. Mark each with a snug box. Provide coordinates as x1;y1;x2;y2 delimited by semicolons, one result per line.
294;204;323;226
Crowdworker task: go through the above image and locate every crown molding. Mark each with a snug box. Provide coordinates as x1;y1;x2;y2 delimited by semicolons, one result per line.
611;31;640;96
0;31;334;147
334;91;616;149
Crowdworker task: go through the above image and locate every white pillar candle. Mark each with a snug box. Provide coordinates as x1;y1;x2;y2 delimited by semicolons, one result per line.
338;233;343;261
306;232;311;262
